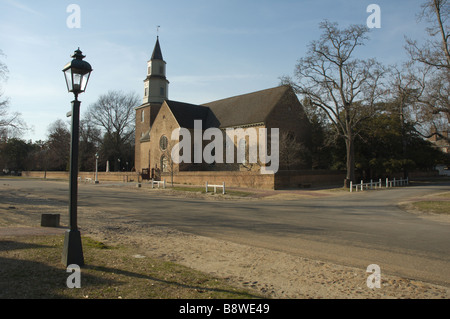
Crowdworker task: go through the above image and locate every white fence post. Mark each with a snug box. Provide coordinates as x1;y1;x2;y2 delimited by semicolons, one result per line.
353;177;408;193
223;182;226;194
205;181;208;193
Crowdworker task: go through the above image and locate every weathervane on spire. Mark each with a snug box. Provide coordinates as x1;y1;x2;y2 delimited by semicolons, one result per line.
157;25;161;38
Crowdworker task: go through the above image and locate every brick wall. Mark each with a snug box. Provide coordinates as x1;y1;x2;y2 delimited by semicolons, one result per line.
21;171;139;182
162;171;275;189
274;170;346;189
21;169;439;190
149;103;181;175
265;87;312;170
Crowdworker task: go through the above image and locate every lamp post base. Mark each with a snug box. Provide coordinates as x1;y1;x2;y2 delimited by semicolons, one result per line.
61;229;84;267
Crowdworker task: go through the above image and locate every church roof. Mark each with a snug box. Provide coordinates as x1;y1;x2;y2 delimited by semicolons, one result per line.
202;85;291;128
164;85;294;130
151;37;164;61
165;100;212;129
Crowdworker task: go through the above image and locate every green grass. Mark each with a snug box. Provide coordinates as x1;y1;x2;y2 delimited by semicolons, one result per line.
0;236;262;299
436;192;450;199
411;201;450;215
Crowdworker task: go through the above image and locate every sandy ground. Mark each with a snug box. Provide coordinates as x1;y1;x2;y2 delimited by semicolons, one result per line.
1;182;449;299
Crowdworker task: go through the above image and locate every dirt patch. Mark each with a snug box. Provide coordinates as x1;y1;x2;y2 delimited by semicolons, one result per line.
0;226;65;237
81;219;449;299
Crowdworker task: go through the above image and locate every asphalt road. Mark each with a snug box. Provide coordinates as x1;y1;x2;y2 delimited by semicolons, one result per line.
2;178;450;286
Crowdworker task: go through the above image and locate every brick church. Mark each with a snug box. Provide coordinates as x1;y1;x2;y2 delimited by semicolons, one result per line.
134;37;313;187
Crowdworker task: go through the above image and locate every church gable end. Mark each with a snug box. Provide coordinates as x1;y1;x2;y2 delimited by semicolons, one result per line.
265;86;313;169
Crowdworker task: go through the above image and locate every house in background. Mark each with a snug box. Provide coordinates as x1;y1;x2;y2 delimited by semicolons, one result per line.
428;129;450;176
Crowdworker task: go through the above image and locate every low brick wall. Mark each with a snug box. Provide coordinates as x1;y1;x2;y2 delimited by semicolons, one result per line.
21;171;139;182
22;170;274;189
165;170;347;190
22;169;439;190
274;170;347;189
163;171;275;189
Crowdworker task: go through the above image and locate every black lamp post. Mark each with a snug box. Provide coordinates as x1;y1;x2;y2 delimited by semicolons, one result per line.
61;48;92;267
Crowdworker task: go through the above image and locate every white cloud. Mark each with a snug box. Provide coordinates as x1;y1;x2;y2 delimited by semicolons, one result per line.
5;0;43;16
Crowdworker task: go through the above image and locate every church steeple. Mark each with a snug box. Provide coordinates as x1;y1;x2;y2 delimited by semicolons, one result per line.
143;36;169;105
151;36;163;61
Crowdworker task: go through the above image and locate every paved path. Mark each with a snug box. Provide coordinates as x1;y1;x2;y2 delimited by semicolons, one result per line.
1;178;449;286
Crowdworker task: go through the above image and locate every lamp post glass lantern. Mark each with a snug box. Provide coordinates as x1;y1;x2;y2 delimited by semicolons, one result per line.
61;48;92;267
62;48;92;97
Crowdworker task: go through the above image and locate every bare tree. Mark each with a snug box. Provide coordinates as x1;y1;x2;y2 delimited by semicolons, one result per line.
46;119;70;171
283;21;388;186
79;118;102;171
408;63;449;137
405;0;450;140
85;90;139;171
278;131;306;170
0;50;27;138
406;0;450;69
160;137;176;186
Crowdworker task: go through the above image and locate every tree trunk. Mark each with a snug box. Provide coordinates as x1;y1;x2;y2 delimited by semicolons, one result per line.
344;135;355;188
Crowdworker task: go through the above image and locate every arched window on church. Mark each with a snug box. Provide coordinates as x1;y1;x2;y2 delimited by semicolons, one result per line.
160;87;165;97
159;135;168;151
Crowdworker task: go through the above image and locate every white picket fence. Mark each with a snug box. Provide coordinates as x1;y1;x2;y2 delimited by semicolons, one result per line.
205;181;226;194
78;177;93;183
350;177;408;192
151;179;166;189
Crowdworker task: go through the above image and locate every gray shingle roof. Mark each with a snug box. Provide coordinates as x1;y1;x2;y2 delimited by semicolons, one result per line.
202;85;290;128
165;100;212;129
165;85;292;129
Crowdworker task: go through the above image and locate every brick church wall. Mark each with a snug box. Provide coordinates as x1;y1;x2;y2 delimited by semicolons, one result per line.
134;105;151;171
162;171;275;189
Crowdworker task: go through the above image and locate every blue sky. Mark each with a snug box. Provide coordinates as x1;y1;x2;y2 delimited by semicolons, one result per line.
0;0;430;141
